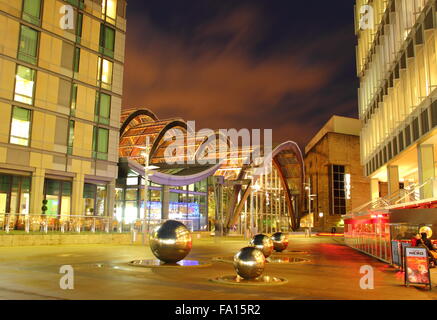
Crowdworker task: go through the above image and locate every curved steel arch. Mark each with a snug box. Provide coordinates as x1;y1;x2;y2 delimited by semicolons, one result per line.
226;141;305;231
193;130;233;163
149;120;188;160
120;108;159;136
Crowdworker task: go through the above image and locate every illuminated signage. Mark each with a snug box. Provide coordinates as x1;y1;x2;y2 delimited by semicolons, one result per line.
404;247;431;289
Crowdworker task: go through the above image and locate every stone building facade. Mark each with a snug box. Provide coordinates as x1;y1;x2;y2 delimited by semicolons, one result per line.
304;116;371;231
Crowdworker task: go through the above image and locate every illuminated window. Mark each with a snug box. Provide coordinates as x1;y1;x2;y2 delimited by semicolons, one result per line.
14;65;36;105
18;25;39;65
92;127;109;160
67;120;75;155
44;179;72;217
95;92;111;125
22;0;41;26
102;0;117;24
97;57;113;88
10;106;31;146
99;24;115;58
126;177;138;186
70;84;78;116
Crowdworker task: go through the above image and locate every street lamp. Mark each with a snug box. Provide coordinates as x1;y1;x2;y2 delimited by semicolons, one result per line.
250;179;261;238
136;140;159;239
304;181;317;237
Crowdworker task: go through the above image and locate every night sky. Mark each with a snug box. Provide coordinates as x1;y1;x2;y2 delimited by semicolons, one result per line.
122;0;358;148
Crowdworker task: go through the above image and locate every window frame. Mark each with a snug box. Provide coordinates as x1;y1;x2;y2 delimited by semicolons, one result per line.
97;57;113;89
94;92;111;125
102;0;117;25
67;120;75;155
99;24;115;58
17;24;40;65
92;126;109;160
22;0;43;26
73;47;80;73
330;165;347;215
14;64;36;105
9;106;32;147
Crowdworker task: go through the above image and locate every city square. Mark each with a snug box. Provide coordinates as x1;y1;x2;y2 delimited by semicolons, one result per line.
0;0;437;302
0;235;436;300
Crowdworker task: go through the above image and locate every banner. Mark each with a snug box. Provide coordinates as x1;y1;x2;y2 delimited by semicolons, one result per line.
404;247;431;289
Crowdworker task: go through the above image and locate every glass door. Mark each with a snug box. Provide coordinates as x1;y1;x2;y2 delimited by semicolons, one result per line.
44;179;72;217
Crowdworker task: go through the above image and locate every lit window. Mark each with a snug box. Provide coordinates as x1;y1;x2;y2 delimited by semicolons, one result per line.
67;120;75;155
95;92;111;125
10;106;31;146
70;84;78;116
126;177;138;186
18;25;39;65
97;57;113;88
14;65;36;105
102;0;117;24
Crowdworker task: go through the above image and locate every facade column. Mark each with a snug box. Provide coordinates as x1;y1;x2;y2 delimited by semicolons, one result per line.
418;144;435;199
387;166;400;197
71;174;85;215
30;168;45;214
106;180;116;217
161;185;170;220
370;178;379;200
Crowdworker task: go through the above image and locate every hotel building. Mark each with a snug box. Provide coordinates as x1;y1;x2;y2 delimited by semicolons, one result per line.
346;0;437;262
0;0;126;225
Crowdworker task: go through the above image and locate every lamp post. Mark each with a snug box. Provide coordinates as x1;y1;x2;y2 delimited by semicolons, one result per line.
304;181;317;237
250;178;261;238
136;140;159;242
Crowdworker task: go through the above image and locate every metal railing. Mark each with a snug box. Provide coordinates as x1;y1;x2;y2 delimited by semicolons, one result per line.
349;178;437;216
393;178;436;205
0;214;195;235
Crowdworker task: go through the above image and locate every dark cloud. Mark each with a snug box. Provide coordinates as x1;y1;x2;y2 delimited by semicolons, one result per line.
122;2;358;148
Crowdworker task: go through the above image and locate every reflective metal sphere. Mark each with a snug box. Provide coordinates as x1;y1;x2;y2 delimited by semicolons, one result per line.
233;247;265;279
271;232;288;252
149;220;192;263
419;226;433;239
250;234;274;257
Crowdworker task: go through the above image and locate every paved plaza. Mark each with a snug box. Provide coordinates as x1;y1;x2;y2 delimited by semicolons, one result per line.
0;236;435;300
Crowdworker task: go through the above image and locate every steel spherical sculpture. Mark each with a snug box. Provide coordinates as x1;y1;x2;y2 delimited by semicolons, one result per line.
250;234;274;257
233;247;265;279
149;220;192;263
271;232;288;252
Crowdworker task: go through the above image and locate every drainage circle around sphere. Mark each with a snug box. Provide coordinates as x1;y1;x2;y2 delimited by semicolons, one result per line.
210;275;288;286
